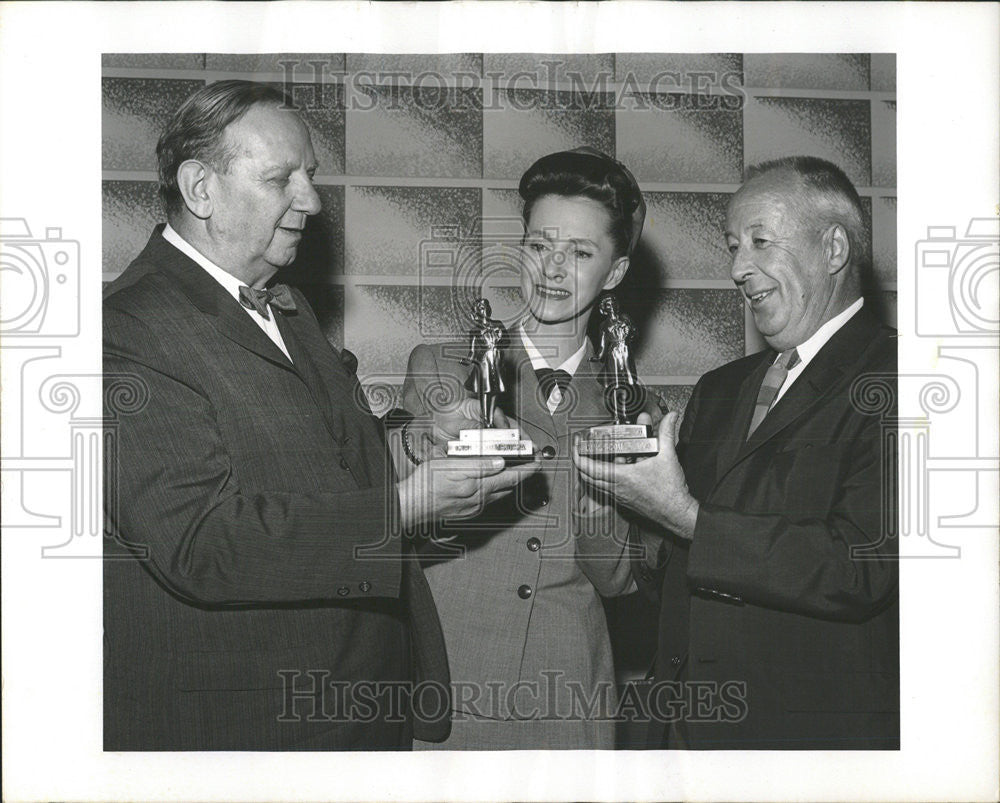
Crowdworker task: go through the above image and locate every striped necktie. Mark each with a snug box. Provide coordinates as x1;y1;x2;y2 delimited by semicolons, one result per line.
746;348;800;439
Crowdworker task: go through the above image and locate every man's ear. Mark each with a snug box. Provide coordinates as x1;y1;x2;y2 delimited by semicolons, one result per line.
176;159;213;220
603;256;630;290
826;223;850;274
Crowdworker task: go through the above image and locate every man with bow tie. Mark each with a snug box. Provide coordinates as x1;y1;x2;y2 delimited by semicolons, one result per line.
574;156;899;749
103;80;535;751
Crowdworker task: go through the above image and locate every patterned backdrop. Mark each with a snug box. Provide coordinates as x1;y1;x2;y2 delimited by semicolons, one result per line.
102;52;897;419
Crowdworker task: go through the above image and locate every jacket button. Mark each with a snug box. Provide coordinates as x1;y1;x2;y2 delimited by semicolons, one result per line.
670;655;681;667
359;581;371;593
540;445;556;460
337;586;350;596
538;497;548;507
517;584;533;599
339;457;350;471
526;537;541;552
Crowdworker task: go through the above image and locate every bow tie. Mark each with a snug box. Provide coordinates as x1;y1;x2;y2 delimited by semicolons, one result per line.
238;284;296;320
535;367;573;401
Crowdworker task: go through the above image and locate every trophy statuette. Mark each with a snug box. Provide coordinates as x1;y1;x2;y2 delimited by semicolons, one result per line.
578;295;658;457
448;298;533;458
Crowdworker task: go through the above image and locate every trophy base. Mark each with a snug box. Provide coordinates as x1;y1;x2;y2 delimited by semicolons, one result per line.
578;424;658;457
447;428;534;458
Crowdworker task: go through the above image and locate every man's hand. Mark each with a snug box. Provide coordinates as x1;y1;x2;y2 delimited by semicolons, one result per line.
396;454;539;530
572;411;700;540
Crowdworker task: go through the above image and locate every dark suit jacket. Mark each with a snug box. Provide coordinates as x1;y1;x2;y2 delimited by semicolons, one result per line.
103;227;449;750
637;305;899;749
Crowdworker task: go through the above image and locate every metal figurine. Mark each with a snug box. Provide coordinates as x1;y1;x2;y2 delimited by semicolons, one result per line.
592;294;639;425
463;298;508;428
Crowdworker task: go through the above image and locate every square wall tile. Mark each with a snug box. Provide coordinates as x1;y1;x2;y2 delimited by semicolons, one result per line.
743;96;871;186
744;54;869;91
276;185;345;283
347;53;482;77
346;84;482;177
615;54;744;89
346;285;468;380
103;78;204;171
870;54;896;92
102;53;204;70
484;54;615;86
102;181;162;274
344;186;481;276
484;88;616;180
616;92;743;183
634;191;733;282
279;81;345;176
205;53;345;74
622;288;744;377
871;99;896;187
872;196;897;286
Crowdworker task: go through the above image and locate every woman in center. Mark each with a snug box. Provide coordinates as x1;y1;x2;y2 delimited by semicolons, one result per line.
402;147;650;750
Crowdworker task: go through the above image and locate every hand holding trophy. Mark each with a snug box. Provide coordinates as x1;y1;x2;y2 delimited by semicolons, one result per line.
578;294;658;457
447;298;533;458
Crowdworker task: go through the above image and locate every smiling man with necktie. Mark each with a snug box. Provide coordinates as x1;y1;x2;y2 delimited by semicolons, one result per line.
102;80;536;751
574;156;899;750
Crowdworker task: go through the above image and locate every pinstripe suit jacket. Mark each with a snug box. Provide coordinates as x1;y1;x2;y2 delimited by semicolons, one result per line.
103;227;449;750
401;337;646;749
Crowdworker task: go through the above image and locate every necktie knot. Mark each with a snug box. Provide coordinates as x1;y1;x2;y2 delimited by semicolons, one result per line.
238;284;296;320
535;367;572;404
746;348;800;439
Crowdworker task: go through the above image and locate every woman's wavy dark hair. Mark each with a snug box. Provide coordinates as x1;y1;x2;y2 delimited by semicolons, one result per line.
518;149;644;259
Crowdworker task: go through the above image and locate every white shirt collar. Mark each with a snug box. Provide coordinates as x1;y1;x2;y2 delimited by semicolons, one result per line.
791;297;864;369
162;223;248;303
772;297;863;405
517;325;588;376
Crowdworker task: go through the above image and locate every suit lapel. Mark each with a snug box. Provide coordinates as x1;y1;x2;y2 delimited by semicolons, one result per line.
719;306;882;482
149;231;296;373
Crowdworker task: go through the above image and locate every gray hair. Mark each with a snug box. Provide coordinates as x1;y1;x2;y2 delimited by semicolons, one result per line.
156;80;291;215
745;156;871;275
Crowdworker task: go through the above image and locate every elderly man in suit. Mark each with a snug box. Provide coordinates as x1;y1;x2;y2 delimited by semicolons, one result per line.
574;156;898;749
103;80;535;751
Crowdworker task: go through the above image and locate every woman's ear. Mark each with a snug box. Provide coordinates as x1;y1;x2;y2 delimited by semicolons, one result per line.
176;159;213;220
603;255;630;290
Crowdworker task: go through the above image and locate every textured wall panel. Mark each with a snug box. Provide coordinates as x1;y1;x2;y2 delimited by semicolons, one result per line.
626;288;744;377
744;54;870;91
616;93;743;184
615;54;744;88
637;191;732;282
205;53;345;74
102;181;162;276
743;96;872;186
347;53;482;76
284;82;346;177
484;54;615;85
103;53;205;70
871;99;897;187
344;186;481;276
102;78;205;171
484;88;616;180
872;196;898;286
346;85;483;178
870;54;896;93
